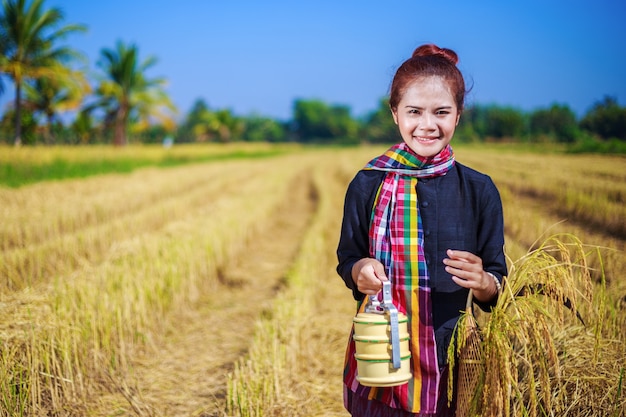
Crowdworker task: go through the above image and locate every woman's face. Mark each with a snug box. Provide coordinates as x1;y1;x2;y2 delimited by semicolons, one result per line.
391;76;460;158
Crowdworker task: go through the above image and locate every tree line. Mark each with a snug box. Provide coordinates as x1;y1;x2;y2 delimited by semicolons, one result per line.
1;0;625;149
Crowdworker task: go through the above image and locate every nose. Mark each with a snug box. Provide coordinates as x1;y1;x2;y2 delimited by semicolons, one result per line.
418;113;436;131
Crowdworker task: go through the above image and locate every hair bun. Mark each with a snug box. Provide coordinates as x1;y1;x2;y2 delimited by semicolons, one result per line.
412;44;459;65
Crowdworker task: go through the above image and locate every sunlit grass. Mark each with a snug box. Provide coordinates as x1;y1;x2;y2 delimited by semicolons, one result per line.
458;147;626;239
0;142;295;187
0;149;314;415
226;148;371;417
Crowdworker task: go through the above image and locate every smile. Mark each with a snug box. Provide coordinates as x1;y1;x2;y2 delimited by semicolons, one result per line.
414;136;439;142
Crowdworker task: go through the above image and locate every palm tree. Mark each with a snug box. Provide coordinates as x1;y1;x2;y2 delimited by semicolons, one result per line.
94;40;176;145
0;0;86;146
23;75;89;143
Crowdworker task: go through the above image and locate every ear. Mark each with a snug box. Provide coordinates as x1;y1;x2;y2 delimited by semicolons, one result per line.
455;112;461;126
391;108;399;125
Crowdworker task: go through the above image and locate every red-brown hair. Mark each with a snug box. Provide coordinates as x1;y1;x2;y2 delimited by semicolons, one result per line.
389;44;466;112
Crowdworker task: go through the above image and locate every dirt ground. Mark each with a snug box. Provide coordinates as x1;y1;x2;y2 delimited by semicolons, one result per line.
86;178;315;416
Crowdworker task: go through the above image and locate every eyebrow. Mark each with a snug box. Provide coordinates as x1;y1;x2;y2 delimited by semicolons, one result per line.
404;105;454;110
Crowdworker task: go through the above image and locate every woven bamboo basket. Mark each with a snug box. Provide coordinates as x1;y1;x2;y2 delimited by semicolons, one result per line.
455;289;483;417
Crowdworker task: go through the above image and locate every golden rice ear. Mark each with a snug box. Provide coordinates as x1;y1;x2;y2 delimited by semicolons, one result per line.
459;233;619;417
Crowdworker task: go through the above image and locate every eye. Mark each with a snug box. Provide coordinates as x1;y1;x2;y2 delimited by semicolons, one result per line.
436;109;450;115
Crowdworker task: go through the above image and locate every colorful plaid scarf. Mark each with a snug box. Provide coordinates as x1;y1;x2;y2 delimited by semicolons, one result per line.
343;143;455;414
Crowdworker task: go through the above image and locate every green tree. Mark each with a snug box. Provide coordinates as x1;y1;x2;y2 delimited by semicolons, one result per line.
23;75;89;143
70;109;96;144
0;0;86;145
484;105;525;139
210;108;244;142
176;99;245;143
458;105;486;141
292;99;357;142
175;98;208;142
0;104;36;144
580;96;626;140
461;104;525;140
94;40;176;145
242;115;287;142
134;123;171;144
361;97;400;143
529;103;579;143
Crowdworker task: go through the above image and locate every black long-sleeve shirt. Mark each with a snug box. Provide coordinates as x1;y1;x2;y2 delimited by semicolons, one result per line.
336;162;507;363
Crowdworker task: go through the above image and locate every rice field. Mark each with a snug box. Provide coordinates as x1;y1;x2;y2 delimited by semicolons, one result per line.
0;144;624;416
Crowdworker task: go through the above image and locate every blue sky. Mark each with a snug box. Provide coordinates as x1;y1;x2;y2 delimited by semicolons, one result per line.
2;0;626;121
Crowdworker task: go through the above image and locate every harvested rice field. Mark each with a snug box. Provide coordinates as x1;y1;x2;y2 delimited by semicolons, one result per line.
1;144;624;416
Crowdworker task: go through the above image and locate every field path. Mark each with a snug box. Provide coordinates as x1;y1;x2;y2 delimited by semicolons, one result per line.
87;174;316;416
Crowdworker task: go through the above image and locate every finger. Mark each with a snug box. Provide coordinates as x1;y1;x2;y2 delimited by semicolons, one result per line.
443;258;466;269
372;262;389;281
445;265;473;280
443;256;479;272
446;249;480;263
451;275;476;289
361;287;381;295
360;265;384;291
445;261;483;276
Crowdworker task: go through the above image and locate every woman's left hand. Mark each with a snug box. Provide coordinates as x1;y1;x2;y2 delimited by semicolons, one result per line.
443;249;498;302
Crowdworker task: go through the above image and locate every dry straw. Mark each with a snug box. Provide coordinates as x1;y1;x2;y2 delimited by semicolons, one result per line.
0;151;313;415
448;233;625;417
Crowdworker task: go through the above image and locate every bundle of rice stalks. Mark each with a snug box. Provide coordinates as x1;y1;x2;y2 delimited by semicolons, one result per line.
449;233;625;417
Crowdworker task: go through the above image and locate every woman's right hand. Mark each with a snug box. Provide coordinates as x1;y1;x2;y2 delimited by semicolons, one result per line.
351;258;388;295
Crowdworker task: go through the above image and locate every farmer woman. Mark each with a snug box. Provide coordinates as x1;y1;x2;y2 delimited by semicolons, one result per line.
336;44;507;416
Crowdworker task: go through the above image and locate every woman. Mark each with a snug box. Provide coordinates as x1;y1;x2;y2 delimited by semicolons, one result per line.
336;44;507;416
